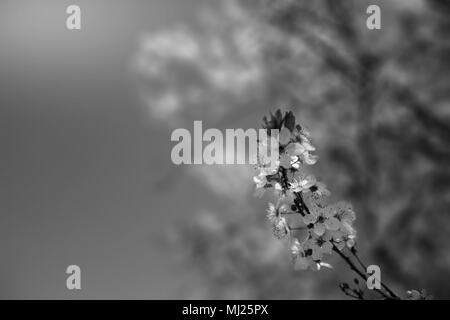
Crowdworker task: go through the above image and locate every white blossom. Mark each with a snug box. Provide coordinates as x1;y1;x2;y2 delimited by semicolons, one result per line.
254;110;358;271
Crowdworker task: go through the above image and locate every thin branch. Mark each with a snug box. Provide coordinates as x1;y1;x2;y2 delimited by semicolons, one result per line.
349;247;367;271
349;247;400;300
332;245;393;300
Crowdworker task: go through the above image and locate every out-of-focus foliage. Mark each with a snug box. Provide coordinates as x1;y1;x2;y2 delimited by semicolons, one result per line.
136;0;450;298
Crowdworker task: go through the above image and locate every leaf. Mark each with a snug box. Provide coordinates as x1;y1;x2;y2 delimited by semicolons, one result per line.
284;111;296;132
262;115;269;128
274;109;283;123
262;110;284;131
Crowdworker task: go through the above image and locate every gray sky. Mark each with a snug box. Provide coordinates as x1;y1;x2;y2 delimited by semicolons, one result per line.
0;0;215;299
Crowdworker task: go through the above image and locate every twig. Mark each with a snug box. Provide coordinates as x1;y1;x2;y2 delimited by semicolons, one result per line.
332;245;393;300
349;247;400;299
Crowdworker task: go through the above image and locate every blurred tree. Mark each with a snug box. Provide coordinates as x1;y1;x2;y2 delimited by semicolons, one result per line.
137;0;450;298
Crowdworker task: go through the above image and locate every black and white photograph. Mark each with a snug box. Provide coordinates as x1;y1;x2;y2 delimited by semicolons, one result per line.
1;0;449;305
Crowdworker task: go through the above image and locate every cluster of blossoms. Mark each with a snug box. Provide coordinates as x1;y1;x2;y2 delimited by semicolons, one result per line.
253;110;357;271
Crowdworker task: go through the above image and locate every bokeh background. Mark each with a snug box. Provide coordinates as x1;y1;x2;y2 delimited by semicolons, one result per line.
1;0;450;299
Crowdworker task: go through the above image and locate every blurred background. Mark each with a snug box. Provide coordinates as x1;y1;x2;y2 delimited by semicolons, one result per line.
1;0;450;299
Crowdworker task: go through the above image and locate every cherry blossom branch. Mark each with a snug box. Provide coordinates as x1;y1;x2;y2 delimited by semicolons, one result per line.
286;160;400;300
289;181;398;300
255;109;430;300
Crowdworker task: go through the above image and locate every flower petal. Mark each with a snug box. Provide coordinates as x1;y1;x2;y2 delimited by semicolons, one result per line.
325;217;341;231
312;246;323;260
346;239;355;248
279;128;291;145
319;261;333;269
334;240;345;251
303;153;318;165
301;139;316;151
280;153;292;169
321;241;333;254
314;223;326;236
303;213;318;225
286;143;305;156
